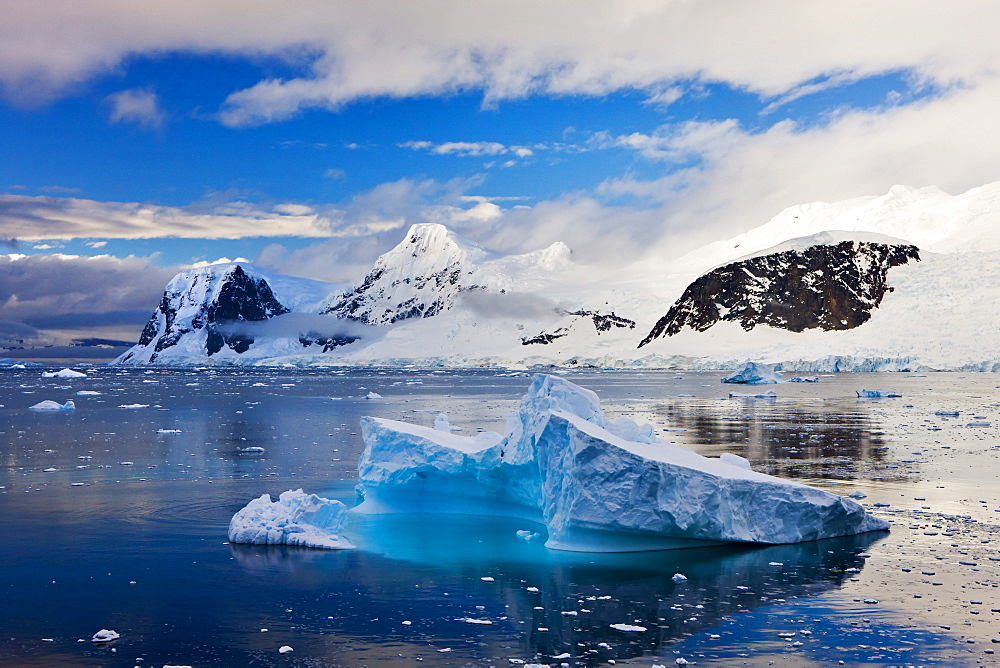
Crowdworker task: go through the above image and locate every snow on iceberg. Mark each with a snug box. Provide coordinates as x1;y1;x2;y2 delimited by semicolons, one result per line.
229;489;355;550
29;399;75;411
42;368;87;378
721;362;781;385
355;374;887;552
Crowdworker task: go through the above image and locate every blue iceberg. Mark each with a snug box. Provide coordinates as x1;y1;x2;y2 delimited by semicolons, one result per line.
355;375;887;552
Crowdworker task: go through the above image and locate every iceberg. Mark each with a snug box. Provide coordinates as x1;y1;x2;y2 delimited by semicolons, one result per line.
29;400;75;411
721;362;781;385
355;374;887;552
42;368;87;378
228;489;355;550
856;389;902;398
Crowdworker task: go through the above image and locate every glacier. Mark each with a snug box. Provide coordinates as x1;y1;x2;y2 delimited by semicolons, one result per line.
355;375;888;552
228;489;355;550
720;361;781;385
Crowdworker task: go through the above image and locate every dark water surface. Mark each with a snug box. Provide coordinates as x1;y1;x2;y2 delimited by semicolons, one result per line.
2;366;999;666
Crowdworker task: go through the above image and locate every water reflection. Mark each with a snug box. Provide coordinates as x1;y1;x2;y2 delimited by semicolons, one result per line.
655;398;909;481
230;514;886;665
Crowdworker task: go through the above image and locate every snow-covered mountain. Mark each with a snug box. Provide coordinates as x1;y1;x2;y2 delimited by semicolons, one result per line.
116;182;1000;370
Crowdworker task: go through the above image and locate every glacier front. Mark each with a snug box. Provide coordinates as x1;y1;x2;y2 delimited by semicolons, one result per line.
355;374;888;552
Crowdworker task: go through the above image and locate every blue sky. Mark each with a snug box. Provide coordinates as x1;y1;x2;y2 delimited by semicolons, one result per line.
2;1;999;348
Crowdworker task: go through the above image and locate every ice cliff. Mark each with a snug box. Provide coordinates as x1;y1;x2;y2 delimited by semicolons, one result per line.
355;375;888;552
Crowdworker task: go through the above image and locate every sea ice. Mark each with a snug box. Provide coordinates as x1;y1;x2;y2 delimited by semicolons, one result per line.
789;376;819;383
29;400;75;411
229;489;355;550
355;374;888;552
721;362;782;385
43;368;87;378
856;390;902;398
91;629;119;643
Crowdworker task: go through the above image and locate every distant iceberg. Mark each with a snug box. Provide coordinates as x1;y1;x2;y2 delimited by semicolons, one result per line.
721;362;781;385
856;389;902;398
42;368;87;378
29;400;75;411
229;489;355;550
355;374;887;552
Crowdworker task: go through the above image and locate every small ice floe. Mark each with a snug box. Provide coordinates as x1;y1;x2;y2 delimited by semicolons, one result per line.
721;361;781;385
239;446;266;454
610;623;647;632
789;376;819;383
278;645;293;654
856;390;902;398
43;467;58;472
91;629;120;643
672;573;688;582
118;404;149;409
458;617;493;625
967;421;991;427
848;491;867;499
228;489;355;550
516;529;541;542
156;429;182;434
365;392;382;399
934;410;960;417
29;400;75;411
480;576;495;582
728;389;777;399
43;368;87;379
76;390;101;396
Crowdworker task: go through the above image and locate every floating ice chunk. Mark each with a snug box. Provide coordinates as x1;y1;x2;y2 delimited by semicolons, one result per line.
729;389;777;399
516;529;541;542
43;368;87;378
355;374;888;552
29;400;75;411
934;410;960;417
91;629;119;643
848;491;867;499
789;376;819;383
968;421;991;427
610;623;647;632
458;617;493;625
228;489;355;550
672;573;688;582
156;429;182;434
856;390;902;398
434;414;452;431
721;362;781;385
278;645;293;654
239;446;265;453
76;390;101;395
366;391;382;399
119;403;149;409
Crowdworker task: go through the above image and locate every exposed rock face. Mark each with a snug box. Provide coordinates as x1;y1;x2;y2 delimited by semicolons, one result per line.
639;241;920;347
521;310;635;345
119;265;288;363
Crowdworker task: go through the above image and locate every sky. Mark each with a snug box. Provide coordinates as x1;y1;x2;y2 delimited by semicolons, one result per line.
3;0;1000;351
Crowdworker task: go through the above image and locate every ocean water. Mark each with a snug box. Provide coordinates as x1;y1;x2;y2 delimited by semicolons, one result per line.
2;366;999;666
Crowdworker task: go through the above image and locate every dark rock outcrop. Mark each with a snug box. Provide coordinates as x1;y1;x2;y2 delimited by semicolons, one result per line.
639;241;920;348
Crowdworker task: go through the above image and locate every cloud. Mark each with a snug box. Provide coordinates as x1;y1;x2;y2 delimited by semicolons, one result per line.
2;2;996;121
0;253;177;345
400;140;534;159
0;194;336;240
105;88;166;129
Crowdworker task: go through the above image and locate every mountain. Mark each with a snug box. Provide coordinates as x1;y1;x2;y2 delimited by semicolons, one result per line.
115;183;1000;370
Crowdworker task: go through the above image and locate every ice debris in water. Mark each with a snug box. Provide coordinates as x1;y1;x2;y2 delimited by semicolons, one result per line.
721;361;781;385
354;374;888;552
856;389;902;398
91;629;119;643
516;529;541;542
229;489;355;550
29;400;75;411
672;573;688;582
43;368;87;378
278;645;293;654
365;391;383;399
789;376;819;382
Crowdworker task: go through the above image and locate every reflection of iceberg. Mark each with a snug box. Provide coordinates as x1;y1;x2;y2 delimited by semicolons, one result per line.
355;375;887;552
229;489;355;550
721;362;781;384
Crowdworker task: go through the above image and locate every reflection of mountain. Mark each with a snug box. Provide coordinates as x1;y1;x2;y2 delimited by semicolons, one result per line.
653;398;910;481
230;514;884;665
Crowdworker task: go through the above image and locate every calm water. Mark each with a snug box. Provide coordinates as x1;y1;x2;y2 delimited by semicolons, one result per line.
2;366;999;666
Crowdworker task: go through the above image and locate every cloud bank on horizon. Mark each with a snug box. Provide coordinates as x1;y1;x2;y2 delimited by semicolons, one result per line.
3;0;1000;346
